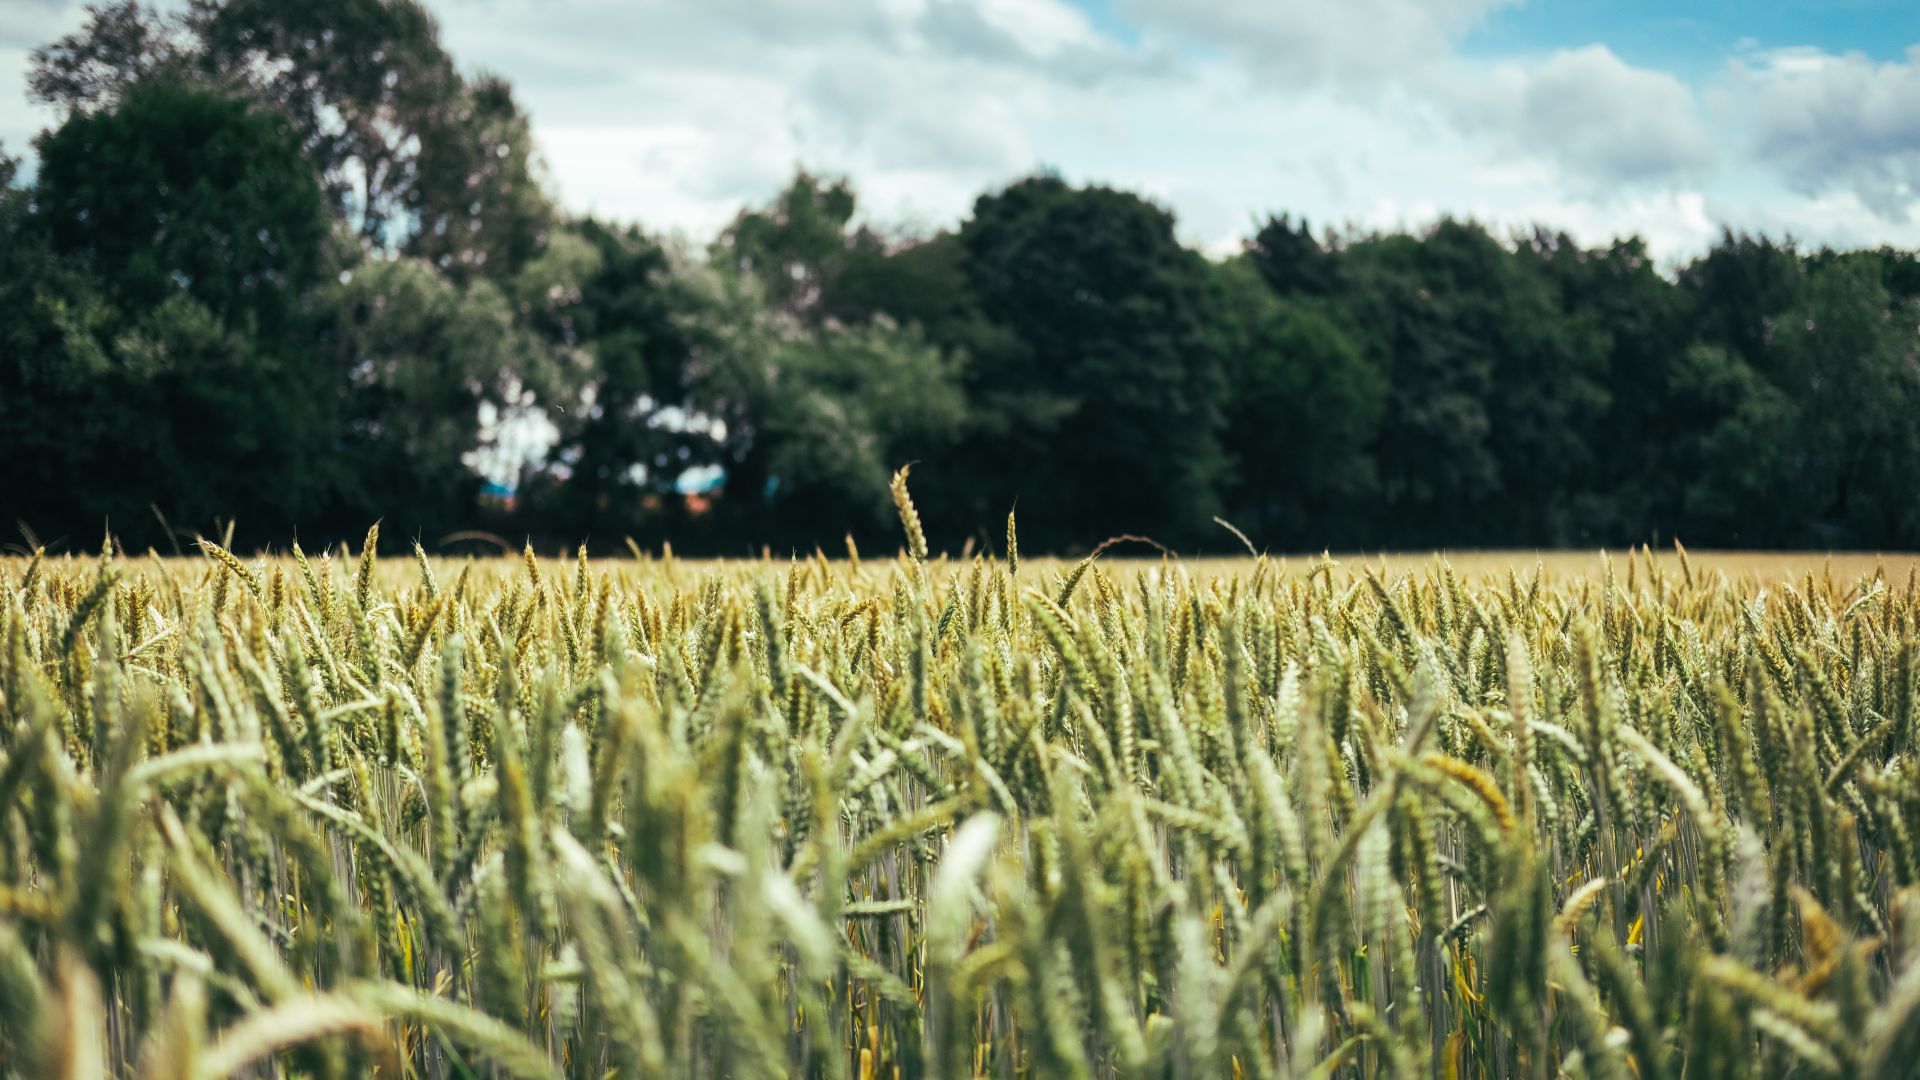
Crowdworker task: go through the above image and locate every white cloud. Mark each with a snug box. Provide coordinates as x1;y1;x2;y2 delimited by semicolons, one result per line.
1721;44;1920;220
1450;45;1714;185
2;0;1918;262
1114;0;1515;86
430;0;1743;258
1056;3;1724;245
435;0;1101;234
974;0;1093;53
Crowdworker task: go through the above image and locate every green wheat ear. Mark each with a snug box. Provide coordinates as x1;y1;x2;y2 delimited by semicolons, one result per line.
197;537;261;600
354;522;379;614
890;464;927;563
1006;509;1019;577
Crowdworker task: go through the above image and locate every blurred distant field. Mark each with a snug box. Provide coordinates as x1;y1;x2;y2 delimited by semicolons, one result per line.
917;548;1920;585
15;547;1914;590
1231;549;1920;583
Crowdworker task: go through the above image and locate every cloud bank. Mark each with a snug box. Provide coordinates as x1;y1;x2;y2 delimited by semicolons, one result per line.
2;0;1918;259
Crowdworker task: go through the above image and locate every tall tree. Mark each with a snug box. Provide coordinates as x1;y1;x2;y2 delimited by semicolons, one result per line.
5;84;337;546
1336;220;1609;546
1246;214;1338;298
715;171;862;323
945;176;1227;549
1681;232;1804;369
33;80;330;329
405;74;553;279
26;1;188;112
31;0;552;274
1213;257;1383;549
1669;233;1813;545
1664;342;1803;545
513;221;706;541
672;256;966;550
1336;229;1498;545
1483;229;1610;545
1530;232;1690;540
321;257;565;535
1768;253;1920;544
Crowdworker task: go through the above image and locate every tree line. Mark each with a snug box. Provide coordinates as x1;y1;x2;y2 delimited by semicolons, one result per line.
5;1;1919;556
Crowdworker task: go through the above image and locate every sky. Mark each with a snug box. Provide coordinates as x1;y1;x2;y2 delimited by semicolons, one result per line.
4;0;1920;262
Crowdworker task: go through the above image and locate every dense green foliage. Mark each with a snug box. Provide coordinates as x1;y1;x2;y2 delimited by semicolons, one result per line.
2;81;338;540
4;2;1920;556
1;494;1918;1076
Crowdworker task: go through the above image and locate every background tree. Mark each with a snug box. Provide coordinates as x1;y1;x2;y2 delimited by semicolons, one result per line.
1330;220;1612;547
1246;213;1338;297
1485;229;1610;546
1664;342;1804;545
4;84;336;548
1767;253;1920;544
1212;257;1383;549
1672;234;1810;544
671;254;965;551
512;221;707;543
938;176;1227;550
1336;228;1500;546
32;0;552;273
9;3;1920;554
1531;233;1691;538
26;1;188;113
321;258;569;536
33;81;331;330
406;75;554;280
714;171;867;324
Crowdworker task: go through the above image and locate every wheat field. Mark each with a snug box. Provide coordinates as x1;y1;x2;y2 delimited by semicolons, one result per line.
0;485;1916;1077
